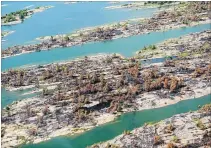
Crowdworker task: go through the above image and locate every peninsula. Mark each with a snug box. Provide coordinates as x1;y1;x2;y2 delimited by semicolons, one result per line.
1;30;211;147
1;30;15;38
1;6;54;26
2;2;210;59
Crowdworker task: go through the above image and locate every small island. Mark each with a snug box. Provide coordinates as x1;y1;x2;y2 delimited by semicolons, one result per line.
1;29;211;147
64;1;78;4
1;6;54;26
1;2;210;59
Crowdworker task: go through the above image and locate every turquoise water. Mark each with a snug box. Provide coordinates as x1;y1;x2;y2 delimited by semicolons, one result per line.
1;88;39;108
2;23;211;71
23;94;211;148
141;56;177;65
1;3;211;148
1;1;158;49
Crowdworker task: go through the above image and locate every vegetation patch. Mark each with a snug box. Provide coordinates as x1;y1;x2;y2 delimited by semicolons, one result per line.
198;104;211;113
194;118;206;130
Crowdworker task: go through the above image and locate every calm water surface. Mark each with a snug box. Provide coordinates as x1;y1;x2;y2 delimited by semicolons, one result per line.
2;23;211;71
1;1;158;49
1;3;211;148
1;88;38;107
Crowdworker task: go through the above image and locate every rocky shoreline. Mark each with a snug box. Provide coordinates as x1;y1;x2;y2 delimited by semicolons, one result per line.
105;1;179;10
1;29;211;147
1;30;15;38
135;30;211;59
2;2;210;59
90;104;211;148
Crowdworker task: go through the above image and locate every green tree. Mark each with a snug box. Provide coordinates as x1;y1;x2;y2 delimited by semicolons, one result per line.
42;87;48;96
152;45;156;50
64;35;70;41
19;13;25;21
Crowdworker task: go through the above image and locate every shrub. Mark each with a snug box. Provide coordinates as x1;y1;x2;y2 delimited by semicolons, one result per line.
179;51;189;58
165;124;175;133
152;45;156;50
28;128;37;136
153;135;163;145
145;121;157;126
42;87;48;96
6;106;10;111
167;143;176;148
199;104;211;113
196;119;206;130
172;135;179;143
64;35;70;41
105;143;120;148
151;101;156;106
123;130;131;135
143;46;147;50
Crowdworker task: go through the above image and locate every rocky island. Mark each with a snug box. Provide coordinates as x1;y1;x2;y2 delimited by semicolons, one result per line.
1;29;211;147
90;104;211;148
2;2;210;59
1;6;53;26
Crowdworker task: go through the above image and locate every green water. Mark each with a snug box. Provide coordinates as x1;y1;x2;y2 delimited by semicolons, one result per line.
1;88;39;108
2;2;211;148
23;94;211;148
